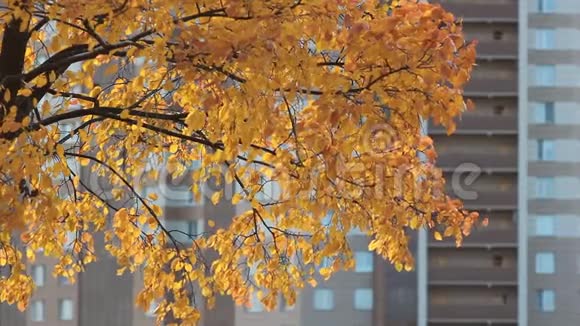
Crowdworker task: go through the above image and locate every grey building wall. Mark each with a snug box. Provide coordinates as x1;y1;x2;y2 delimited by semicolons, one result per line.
430;0;519;325
0;304;25;326
526;0;580;325
78;247;135;326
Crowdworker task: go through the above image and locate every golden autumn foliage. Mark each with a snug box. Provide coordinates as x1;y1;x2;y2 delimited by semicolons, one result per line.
0;0;478;324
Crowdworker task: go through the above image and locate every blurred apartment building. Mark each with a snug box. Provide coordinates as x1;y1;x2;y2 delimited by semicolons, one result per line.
3;0;580;325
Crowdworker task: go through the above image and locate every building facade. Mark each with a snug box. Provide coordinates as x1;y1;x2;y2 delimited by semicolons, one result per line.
523;0;580;325
3;1;580;326
427;0;519;325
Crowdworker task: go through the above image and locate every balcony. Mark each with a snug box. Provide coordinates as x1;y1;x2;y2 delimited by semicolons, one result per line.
441;173;517;209
477;41;518;59
430;267;517;286
529;199;580;215
435;151;517;172
528;124;580;138
451;191;517;210
430;229;517;248
464;79;518;97
430;114;517;135
429;305;517;323
436;2;518;23
529;87;580;102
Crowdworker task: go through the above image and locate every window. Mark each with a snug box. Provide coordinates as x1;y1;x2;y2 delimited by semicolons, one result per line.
146;301;158;317
537;139;555;161
159;158;203;206
58;275;72;286
354;252;373;273
162;219;200;243
313;289;334;311
317;256;332;271
537;289;555;312
536;177;555;198
59;123;80;144
58;299;74;320
535;102;555;124
280;295;295;312
535;29;555;49
162;185;196;206
246;291;264;312
49;123;81;178
256;178;281;203
493;105;505;116
535;65;556;86
493;255;504;267
536;216;555;236
322;211;333;226
348;226;365;236
65;231;76;250
32;265;45;287
535;252;555;274
30;300;45;322
538;0;556;13
354;288;373;311
501;293;509;305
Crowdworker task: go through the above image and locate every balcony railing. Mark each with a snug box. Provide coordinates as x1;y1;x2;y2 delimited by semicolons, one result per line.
436;2;518;23
464;79;518;96
430;229;517;247
435;151;517;171
430;114;518;135
429;304;517;322
477;41;518;59
442;189;517;210
430;267;517;285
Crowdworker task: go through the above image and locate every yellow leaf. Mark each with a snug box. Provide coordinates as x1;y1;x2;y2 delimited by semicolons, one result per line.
35;75;48;87
169;143;178;153
201;286;212;297
81;232;92;242
395;262;403;272
3;90;10;102
120;110;130;119
89;86;102;98
17;300;27;312
185;110;205;131
319;267;332;280
104;64;118;77
17;88;32;97
207;219;215;228
368;239;380;251
482;217;489;227
211;192;221;205
56;145;65;158
148;192;158;200
231;193;242;205
434;231;443;241
307;278;317;287
409;216;420;229
79;157;90;166
443;226;454;237
26;248;35;261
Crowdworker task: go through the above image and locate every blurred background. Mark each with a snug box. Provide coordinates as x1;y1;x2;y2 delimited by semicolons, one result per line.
4;0;580;325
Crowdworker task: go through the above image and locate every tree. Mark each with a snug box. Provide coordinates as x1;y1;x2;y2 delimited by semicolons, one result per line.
0;0;478;324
